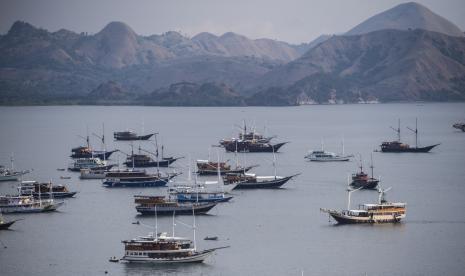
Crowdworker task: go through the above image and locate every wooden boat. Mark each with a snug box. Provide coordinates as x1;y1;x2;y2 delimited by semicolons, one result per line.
225;173;298;189
18;181;77;198
222;140;288;153
220;122;275;146
321;187;406;224
350;154;379;189
224;153;299;189
380;119;439;153
134;195;217;215
114;131;154;141
196;160;257;175
71;127;117;159
124;154;182;168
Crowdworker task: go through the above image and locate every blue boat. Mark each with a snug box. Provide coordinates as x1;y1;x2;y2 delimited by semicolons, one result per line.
172;192;233;203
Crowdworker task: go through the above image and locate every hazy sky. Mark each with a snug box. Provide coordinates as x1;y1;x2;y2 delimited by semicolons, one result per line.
0;0;464;44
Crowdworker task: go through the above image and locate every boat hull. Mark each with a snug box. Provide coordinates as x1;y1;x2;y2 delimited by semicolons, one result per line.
197;165;255;176
122;249;214;263
380;144;439;153
115;134;154;141
68;164;114;172
0;220;16;230
123;158;180;168
103;179;169;188
0;202;63;214
223;142;287;153
136;203;216;215
71;150;117;159
327;211;404;224
175;195;233;203
234;175;295;189
350;180;379;189
24;192;77;199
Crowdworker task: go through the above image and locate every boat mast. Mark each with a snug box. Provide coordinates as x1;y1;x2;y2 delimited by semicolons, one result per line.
154;133;160;174
390;119;401;142
217;150;224;194
370;152;374;179
192;207;197;251
172;210;176;238
342;136;345;156
347;185;362;210
102;123;106;162
358;154;363;173
154;205;158;241
407;118;418;148
272;147;277;180
10;154;14;171
131;143;135;170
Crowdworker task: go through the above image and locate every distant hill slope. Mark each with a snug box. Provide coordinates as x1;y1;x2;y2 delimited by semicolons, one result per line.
140;82;245;106
252;29;465;104
346;2;464;37
0;21;290;101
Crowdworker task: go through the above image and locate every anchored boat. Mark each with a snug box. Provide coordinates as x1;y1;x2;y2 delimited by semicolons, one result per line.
114;131;155;141
350;154;379;189
321;187;406;224
103;170;178;188
0;157;30;182
18;181;77;198
120;208;227;263
196;160;257;176
0;195;63;214
380;119;439;153
134;195;217;215
68;157;115;172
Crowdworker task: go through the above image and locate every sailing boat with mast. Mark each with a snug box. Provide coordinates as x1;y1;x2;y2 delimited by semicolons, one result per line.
224;149;300;189
169;155;234;202
380;118;439;153
350;154;379;189
123;135;183;167
71;125;117;159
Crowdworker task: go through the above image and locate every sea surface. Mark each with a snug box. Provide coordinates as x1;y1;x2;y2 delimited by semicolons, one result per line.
0;103;465;276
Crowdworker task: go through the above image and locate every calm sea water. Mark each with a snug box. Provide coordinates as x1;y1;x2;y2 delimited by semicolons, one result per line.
0;103;464;276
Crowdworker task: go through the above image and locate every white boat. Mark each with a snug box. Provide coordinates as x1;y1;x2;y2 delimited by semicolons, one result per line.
305;139;353;162
68;157;114;172
0;195;63;213
304;150;352;161
0;156;30;181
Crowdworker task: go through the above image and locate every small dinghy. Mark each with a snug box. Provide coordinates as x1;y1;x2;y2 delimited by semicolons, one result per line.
204;236;218;241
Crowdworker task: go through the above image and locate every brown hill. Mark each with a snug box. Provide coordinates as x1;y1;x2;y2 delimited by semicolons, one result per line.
253;29;465;103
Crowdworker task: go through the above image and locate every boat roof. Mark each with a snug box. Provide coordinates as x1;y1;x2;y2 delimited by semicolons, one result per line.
348;209;368;213
363;202;406;207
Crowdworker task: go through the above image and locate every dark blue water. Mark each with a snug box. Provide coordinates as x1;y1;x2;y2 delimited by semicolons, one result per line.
0;103;464;275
